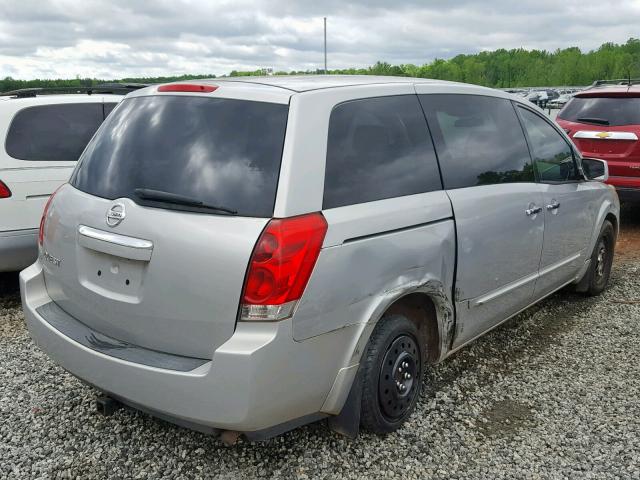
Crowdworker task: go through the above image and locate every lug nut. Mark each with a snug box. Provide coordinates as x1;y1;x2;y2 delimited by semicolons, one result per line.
405;373;411;380
398;367;403;373
402;362;409;368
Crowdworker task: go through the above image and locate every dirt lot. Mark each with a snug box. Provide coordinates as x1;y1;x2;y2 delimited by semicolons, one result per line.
616;205;640;260
1;209;639;479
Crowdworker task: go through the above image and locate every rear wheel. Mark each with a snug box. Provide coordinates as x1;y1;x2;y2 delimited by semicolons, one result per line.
581;220;615;296
360;315;423;434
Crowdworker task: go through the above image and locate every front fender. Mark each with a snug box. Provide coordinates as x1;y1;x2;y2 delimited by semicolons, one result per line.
588;189;619;255
574;186;619;284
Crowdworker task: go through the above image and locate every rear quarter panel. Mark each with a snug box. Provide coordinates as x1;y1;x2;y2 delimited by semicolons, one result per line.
292;192;456;367
0;167;73;231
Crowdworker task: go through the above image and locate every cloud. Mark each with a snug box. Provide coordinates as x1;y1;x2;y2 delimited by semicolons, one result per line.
0;0;639;79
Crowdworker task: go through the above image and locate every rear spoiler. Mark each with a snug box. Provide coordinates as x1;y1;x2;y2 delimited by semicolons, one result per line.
0;83;150;98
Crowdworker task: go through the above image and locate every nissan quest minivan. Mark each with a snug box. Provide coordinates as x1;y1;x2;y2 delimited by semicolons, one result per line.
21;76;619;441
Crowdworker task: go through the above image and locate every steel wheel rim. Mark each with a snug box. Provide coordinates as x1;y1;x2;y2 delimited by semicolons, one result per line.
379;334;420;420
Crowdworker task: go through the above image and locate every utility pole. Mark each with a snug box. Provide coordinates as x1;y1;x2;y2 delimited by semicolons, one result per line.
324;17;327;74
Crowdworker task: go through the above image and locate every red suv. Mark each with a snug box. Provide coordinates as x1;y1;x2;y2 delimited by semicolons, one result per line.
557;80;640;202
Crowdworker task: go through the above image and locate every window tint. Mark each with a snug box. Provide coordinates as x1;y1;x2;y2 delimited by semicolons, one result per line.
6;103;103;161
518;107;579;183
103;102;118;118
558;96;640;126
71;96;288;218
323;95;442;209
419;94;534;189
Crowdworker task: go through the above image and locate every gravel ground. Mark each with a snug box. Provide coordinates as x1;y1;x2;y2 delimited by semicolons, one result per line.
1;219;640;479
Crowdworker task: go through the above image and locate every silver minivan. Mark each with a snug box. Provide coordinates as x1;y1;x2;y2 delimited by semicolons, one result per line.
21;76;619;441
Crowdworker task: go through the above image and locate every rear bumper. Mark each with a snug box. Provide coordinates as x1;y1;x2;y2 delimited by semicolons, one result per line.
0;228;38;272
20;262;359;434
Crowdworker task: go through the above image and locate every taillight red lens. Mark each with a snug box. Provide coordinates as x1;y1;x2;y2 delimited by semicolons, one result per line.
38;186;63;247
157;84;217;93
0;180;11;198
240;213;328;321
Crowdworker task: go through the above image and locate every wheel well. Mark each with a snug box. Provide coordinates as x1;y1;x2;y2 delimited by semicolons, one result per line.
384;293;440;364
605;213;618;237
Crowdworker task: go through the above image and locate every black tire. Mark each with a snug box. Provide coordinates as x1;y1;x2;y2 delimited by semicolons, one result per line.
360;314;423;434
581;220;615;296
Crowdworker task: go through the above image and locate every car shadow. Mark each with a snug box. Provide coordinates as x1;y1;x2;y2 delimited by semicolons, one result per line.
0;271;20;298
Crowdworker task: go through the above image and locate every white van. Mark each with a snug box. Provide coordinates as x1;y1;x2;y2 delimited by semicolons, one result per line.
0;86;138;272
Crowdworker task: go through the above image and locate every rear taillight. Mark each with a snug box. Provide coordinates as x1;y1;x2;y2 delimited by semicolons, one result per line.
0;180;11;198
38;186;63;247
240;213;328;322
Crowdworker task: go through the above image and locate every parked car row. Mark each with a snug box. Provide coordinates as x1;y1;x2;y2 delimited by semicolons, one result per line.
9;76;619;443
510;79;640;113
505;86;583;108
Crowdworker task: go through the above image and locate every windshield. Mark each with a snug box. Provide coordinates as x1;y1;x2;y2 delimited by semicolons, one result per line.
71;95;289;217
558;96;640;126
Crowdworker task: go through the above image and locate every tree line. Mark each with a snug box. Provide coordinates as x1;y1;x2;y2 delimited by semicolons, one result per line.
3;38;640;92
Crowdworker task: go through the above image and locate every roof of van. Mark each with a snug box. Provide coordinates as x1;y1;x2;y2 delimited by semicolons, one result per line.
188;75;465;93
131;75;517;106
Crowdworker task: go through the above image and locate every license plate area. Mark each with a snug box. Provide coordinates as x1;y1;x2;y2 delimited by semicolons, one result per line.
77;247;146;303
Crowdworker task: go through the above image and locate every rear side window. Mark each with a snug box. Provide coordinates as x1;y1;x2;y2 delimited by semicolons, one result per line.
323;95;442;209
6;103;103;161
71;96;288;218
518;107;579;183
558;96;640;126
419;94;534;189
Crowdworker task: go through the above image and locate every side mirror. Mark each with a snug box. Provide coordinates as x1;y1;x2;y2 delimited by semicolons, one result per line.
582;157;609;182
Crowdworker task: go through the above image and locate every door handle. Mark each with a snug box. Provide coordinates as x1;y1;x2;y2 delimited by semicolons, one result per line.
546;202;560;211
525;206;542;216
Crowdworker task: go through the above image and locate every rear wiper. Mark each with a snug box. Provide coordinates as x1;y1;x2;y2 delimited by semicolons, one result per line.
576;117;610;126
134;188;238;215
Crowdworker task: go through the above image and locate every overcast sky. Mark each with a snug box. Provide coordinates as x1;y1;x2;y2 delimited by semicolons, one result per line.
1;0;639;79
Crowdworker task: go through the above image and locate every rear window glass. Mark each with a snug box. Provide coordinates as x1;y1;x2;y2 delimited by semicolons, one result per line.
558;97;640;126
71;96;289;218
323;95;442;209
6;103;103;161
420;94;534;189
